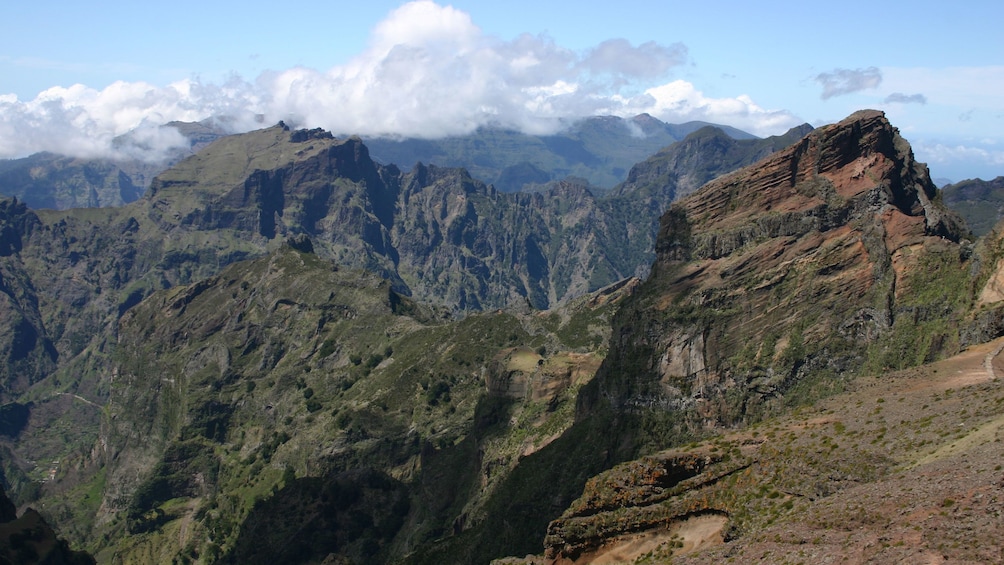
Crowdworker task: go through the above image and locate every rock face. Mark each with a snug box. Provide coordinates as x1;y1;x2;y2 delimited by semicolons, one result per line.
523;109;994;564
579;110;970;428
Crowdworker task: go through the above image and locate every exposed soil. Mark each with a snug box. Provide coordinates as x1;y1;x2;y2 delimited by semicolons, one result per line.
551;513;727;565
676;338;1004;564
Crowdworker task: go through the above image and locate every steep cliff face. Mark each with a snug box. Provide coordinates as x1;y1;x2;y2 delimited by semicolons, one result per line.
583;109;970;429
504;110;997;565
0;199;55;399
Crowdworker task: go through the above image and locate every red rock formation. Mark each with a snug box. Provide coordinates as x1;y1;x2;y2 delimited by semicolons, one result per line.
586;109;969;429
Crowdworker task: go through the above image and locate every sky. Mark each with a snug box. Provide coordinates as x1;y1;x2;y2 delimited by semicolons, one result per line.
1;1;1002;182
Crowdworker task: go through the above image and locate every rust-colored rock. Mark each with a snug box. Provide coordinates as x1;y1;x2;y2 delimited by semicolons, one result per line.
584;109;970;428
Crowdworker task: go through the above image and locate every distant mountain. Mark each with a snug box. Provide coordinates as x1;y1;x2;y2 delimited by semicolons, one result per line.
0;120;227;210
612;123;814;203
0;120;815;408
363;114;757;192
0;114;759;211
941;176;1004;236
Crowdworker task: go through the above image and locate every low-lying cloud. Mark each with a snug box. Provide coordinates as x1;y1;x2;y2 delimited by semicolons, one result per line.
884;92;927;105
0;0;801;163
815;67;883;99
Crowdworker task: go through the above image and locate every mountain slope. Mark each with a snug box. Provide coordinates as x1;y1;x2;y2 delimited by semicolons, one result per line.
25;242;631;563
415;110;980;564
543;338;1004;564
941;175;1004;236
583;109;969;428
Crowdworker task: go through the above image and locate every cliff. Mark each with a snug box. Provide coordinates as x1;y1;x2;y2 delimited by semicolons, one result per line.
536;109;984;562
581;110;970;427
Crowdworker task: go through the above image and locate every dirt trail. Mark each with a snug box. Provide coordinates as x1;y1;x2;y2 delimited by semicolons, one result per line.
566;514;728;564
896;336;1004;393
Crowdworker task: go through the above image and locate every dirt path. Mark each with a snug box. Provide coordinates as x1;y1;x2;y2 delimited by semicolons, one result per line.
984;339;1004;380
46;391;102;408
565;514;728;564
891;336;1004;394
674;514;728;554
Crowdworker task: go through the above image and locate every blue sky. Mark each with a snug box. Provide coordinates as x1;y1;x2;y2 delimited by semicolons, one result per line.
2;0;1002;182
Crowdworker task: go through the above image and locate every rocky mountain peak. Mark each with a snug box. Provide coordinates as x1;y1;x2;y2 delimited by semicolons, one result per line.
586;109;970;430
655;109;965;267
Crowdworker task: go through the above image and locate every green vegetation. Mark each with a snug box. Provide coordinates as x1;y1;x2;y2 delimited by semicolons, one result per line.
7;242;629;563
3;111;999;565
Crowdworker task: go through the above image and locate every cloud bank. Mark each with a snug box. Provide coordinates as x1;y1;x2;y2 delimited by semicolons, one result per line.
0;0;800;162
914;140;1004;169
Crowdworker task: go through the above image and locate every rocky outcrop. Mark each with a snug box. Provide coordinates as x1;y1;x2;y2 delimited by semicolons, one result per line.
543;450;739;561
583;109;971;429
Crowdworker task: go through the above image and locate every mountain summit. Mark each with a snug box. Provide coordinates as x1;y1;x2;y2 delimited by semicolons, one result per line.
584;109;969;426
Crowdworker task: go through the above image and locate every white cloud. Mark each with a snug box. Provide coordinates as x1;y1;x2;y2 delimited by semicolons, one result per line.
0;78;261;161
884;92;927;105
580;39;687;78
912;139;1004;181
815;67;883;99
0;0;800;161
631;81;801;137
914;141;1004;166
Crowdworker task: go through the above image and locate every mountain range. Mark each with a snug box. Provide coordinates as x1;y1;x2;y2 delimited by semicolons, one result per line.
0;109;1002;564
0;114;756;212
361;114;756;192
